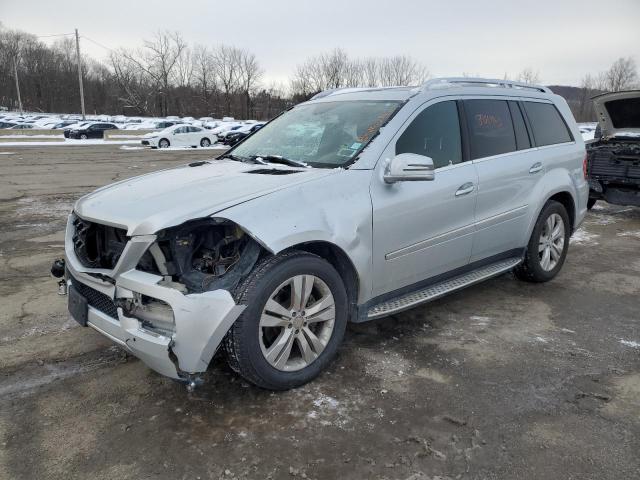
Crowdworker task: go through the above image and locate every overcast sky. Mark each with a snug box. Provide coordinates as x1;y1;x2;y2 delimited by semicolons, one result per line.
1;0;639;87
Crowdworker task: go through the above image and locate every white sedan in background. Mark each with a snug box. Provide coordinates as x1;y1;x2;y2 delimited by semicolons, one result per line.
141;124;216;149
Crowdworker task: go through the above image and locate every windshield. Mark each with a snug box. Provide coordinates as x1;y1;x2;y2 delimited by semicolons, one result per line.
230;100;401;168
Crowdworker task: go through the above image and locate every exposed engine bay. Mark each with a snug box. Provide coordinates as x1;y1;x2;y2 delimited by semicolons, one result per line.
138;218;262;294
588;139;640;207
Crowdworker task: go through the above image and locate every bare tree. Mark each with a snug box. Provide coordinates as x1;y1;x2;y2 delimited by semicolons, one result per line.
119;31;188;115
604;57;638;91
109;49;153;114
214;44;242;115
237;49;263;117
291;49;429;95
517;68;541;84
192;45;216;111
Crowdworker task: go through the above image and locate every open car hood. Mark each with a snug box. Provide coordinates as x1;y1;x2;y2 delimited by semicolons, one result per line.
592;90;640;139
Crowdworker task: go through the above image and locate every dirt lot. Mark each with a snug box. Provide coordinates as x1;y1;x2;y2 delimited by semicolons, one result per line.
0;144;639;480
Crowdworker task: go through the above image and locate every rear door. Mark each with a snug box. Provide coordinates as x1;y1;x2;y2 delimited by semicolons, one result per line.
172;126;189;146
467;98;569;262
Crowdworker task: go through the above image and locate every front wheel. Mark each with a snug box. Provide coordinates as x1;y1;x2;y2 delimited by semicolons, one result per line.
80;134;88;140
200;138;211;147
158;138;170;148
515;200;570;283
225;251;348;390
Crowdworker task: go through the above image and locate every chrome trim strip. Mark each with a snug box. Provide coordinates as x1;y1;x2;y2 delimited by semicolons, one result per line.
386;224;476;261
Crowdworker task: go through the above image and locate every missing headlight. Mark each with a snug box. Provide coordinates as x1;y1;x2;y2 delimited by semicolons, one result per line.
141;219;263;294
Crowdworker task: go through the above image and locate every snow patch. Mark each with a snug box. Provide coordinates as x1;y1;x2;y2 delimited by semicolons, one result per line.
620;340;640;348
617;231;640;239
313;393;339;409
570;228;599;245
470;315;491;326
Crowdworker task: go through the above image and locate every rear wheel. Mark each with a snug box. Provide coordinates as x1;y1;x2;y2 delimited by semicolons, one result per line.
200;138;211;147
158;138;170;149
225;251;348;390
515;200;570;283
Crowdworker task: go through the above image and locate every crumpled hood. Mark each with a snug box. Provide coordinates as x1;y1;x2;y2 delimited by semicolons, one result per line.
593;90;640;138
74;160;335;236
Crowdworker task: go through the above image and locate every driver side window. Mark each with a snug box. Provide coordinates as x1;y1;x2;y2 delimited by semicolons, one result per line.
395;101;462;169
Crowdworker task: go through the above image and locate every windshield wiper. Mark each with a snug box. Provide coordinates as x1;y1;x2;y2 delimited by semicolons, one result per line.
251;154;309;168
219;153;266;165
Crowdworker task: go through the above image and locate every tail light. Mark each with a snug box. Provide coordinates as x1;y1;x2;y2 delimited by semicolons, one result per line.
583;153;588;179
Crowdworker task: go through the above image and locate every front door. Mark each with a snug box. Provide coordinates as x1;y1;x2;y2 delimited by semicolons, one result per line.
370;99;478;298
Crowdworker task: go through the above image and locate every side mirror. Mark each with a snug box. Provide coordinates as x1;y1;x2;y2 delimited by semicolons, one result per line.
384;153;435;184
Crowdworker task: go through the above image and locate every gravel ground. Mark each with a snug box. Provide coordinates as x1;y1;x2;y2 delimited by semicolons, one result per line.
0;144;639;480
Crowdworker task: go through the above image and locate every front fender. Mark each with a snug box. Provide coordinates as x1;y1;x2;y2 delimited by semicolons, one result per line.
215;169;375;303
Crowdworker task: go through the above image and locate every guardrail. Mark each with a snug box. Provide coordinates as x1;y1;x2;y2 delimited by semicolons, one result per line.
103;129;156;141
0;129;64;142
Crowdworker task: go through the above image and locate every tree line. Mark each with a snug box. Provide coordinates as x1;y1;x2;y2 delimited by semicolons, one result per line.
0;24;637;122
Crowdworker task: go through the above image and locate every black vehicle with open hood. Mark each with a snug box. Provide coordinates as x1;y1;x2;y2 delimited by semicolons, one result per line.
587;90;640;208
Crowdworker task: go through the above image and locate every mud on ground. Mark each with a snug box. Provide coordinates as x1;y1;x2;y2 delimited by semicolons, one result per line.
0;145;639;480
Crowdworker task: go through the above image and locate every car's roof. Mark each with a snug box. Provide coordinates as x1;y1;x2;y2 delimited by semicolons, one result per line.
305;78;556;105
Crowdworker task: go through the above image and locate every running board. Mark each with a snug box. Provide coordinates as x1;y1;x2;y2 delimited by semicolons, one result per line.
367;257;522;320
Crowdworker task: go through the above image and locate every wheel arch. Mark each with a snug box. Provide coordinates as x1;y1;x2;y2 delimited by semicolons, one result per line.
284;241;360;322
547;191;576;233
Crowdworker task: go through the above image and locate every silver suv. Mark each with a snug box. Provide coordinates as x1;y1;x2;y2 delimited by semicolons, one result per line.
56;78;588;390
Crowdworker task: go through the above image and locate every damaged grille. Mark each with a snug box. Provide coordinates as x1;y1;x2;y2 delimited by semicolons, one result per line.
72;216;128;269
69;273;119;320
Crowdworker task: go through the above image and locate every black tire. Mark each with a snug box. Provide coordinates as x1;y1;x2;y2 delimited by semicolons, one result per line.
224;250;348;390
200;138;211;147
158;138;170;148
515;200;571;283
587;198;597;210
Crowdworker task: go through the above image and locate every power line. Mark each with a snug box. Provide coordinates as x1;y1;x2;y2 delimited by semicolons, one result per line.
81;35;115;53
36;32;75;39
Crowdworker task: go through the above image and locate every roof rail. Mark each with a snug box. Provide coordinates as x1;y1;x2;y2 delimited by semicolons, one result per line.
310;87;369;100
421;77;552;94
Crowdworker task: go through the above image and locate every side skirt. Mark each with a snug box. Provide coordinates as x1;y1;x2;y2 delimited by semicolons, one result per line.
356;249;524;322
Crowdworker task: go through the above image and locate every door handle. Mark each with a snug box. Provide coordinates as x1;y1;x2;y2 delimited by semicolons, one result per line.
455;182;474;197
529;162;543;174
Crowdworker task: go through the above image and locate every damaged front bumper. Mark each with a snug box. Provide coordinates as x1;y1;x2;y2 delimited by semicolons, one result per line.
62;215;245;381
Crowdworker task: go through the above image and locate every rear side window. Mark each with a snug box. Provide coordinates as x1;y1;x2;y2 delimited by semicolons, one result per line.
508;101;531;150
396;100;462;169
463;100;516;159
522;102;573;146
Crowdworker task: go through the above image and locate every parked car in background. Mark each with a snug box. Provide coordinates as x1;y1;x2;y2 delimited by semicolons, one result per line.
587;90;640;208
68;122;118;139
0;121;17;128
56;78;587;391
141;124;215;148
221;123;265;146
10;124;34;129
63;122;91;138
53;121;78;129
211;123;243;139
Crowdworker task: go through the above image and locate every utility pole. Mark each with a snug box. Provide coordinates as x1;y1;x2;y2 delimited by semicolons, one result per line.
75;28;86;120
12;57;23;114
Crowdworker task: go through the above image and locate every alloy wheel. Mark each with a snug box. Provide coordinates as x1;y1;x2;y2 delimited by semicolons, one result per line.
538;213;565;271
259;274;335;371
